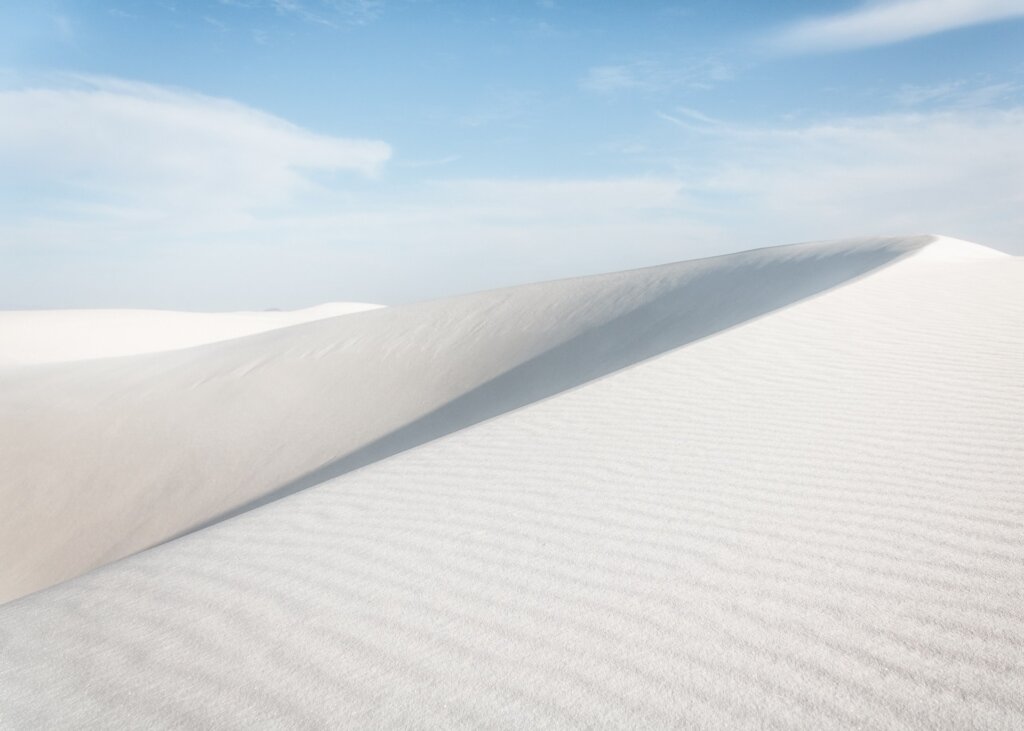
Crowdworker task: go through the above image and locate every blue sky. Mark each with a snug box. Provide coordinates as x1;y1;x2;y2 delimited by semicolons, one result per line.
2;0;1023;308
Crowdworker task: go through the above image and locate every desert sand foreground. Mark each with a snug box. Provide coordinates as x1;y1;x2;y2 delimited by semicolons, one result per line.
1;235;1022;728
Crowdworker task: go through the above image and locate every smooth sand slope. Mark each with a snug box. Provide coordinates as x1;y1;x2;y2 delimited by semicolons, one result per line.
0;236;937;604
1;235;1022;728
0;302;382;366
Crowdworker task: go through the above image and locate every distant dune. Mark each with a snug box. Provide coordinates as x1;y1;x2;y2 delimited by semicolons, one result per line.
1;235;1021;728
0;302;382;366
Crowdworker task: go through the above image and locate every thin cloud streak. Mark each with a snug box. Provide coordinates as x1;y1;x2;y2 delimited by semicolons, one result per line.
269;0;384;27
772;0;1024;53
580;58;732;95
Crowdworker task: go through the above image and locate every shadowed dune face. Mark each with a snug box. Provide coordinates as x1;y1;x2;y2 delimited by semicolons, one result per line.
0;236;1021;729
197;238;935;528
0;235;953;602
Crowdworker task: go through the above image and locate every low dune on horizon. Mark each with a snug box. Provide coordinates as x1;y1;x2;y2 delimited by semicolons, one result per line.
0;301;384;367
1;235;1022;728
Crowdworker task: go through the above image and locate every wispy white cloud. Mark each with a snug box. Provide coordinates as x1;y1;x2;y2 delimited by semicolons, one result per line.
581;58;731;95
270;0;384;27
0;75;391;235
657;106;735;133
892;80;967;106
663;105;1024;249
892;79;1020;107
581;65;654;94
772;0;1024;53
457;89;538;128
215;0;384;27
203;15;230;30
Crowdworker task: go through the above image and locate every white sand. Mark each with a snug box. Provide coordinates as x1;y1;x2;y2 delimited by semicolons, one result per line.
0;302;382;366
0;236;932;603
0;235;1021;728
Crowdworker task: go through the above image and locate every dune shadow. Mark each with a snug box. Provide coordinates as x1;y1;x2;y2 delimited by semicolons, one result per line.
175;244;915;539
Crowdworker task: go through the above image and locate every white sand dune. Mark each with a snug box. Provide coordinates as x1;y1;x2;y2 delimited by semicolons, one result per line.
1;235;1022;728
0;302;382;366
0;236;937;603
